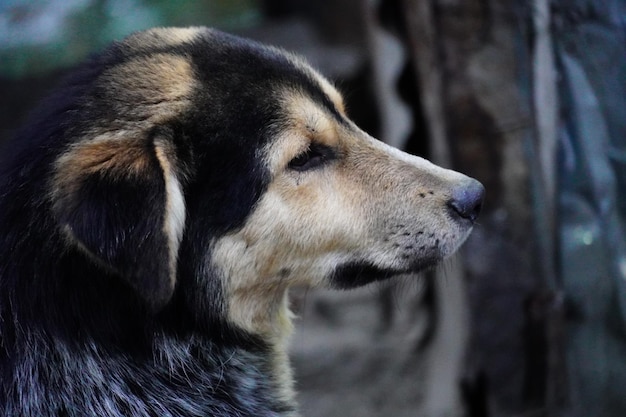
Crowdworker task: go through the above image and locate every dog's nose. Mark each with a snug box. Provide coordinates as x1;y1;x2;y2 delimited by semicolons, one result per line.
447;179;485;223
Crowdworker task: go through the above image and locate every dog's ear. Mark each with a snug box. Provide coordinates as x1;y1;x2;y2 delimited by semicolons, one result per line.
52;129;186;310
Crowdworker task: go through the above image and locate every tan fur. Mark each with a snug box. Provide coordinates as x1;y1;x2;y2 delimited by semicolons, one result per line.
53;135;151;197
123;27;202;50
100;54;196;125
107;54;194;102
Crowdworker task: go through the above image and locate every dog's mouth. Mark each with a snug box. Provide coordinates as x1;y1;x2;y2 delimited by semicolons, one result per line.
329;256;440;289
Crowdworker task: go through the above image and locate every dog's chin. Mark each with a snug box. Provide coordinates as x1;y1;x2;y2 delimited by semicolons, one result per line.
329;257;440;289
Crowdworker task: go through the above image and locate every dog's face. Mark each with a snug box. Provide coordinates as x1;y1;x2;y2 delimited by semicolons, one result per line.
48;28;483;338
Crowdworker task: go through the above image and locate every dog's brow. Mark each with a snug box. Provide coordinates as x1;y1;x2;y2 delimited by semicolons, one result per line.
315;92;348;126
294;74;346;126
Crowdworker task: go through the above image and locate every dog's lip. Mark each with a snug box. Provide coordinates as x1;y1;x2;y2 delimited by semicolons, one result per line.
330;255;441;289
403;254;441;273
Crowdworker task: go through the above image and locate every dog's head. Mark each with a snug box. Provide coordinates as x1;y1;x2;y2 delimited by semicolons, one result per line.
48;27;483;336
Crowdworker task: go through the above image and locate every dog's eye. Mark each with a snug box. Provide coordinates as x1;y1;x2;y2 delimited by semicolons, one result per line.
288;143;334;172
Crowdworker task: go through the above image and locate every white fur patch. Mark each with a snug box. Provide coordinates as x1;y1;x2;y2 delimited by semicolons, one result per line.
155;141;186;287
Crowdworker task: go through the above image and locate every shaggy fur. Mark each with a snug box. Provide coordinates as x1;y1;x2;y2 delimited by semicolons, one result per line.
0;27;484;416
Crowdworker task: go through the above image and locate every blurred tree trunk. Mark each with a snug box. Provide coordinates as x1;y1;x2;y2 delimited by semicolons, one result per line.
397;0;548;416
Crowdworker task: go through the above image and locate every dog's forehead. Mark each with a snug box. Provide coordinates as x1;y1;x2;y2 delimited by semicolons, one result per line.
114;27;345;115
106;27;349;168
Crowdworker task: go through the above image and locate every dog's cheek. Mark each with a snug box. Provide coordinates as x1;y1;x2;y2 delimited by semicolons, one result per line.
213;178;360;290
269;175;367;251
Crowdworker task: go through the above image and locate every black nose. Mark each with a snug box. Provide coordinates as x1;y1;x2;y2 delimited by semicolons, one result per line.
447;179;485;223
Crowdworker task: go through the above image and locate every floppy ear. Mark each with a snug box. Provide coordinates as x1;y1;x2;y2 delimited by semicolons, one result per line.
51;130;186;309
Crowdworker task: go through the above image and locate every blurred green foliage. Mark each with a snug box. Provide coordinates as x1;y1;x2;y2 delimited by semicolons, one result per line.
0;0;261;78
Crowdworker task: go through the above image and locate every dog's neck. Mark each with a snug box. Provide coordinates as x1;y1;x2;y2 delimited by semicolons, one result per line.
229;286;298;410
209;234;300;409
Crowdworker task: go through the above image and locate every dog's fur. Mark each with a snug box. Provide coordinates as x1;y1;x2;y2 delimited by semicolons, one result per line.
0;27;483;416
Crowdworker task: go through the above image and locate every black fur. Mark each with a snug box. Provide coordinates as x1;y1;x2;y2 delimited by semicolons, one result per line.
0;28;319;417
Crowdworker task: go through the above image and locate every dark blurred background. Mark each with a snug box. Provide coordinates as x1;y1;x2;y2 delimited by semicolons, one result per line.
2;1;626;416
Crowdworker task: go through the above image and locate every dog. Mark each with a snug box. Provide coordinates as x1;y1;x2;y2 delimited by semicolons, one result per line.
0;27;484;416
